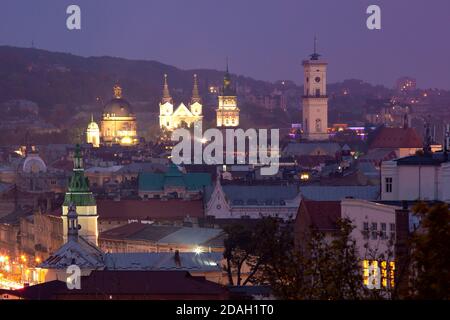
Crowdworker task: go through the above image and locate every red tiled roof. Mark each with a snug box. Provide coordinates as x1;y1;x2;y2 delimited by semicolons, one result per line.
298;200;341;231
97;199;204;220
370;127;423;149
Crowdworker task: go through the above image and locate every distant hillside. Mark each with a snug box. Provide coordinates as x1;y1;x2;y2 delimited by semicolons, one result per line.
0;45;399;131
0;45;273;111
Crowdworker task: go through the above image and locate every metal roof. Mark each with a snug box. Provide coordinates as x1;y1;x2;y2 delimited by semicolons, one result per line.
299;185;380;201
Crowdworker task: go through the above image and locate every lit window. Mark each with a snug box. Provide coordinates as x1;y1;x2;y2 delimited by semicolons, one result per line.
362;260;395;289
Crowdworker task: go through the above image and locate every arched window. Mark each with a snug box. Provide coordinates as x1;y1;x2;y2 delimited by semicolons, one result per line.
315;119;322;132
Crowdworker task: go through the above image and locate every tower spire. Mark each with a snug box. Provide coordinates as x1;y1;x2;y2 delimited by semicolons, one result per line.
162;74;172;104
113;84;122;99
310;36;320;60
191;74;201;104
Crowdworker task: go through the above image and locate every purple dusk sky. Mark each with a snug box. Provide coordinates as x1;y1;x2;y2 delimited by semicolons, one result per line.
1;0;450;89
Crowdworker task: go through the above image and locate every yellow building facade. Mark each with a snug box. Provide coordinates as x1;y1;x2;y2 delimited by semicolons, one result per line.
302;41;329;141
100;85;138;146
86;114;100;148
159;74;203;130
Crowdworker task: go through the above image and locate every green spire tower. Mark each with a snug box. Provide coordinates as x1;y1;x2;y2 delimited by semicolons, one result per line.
62;144;98;245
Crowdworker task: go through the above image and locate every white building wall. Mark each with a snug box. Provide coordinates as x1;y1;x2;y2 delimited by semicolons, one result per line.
341;199;398;260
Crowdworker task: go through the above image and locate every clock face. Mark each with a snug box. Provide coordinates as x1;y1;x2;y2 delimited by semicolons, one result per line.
315;76;321;83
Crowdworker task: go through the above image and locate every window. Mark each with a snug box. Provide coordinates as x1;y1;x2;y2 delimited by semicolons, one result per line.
381;223;387;239
315;88;321;97
385;177;393;193
371;223;378;240
390;223;396;240
315;119;322;132
363;222;369;239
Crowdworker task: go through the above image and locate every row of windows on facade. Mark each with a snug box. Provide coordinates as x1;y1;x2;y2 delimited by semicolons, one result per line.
363;260;395;289
305;88;322;97
363;222;396;240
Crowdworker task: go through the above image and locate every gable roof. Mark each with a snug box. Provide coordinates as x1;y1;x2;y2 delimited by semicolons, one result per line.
370;127;423;149
97;199;204;220
100;223;225;248
39;236;104;269
9;270;229;299
297;200;341;231
172;103;193;117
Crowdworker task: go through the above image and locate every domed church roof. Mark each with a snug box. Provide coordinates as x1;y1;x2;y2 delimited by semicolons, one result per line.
103;85;134;117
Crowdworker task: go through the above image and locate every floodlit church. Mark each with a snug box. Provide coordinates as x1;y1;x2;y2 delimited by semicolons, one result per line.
302;41;329;141
216;65;239;127
159;74;203;130
86;85;139;147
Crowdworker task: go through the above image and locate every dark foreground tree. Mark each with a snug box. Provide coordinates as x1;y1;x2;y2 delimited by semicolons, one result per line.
410;203;450;299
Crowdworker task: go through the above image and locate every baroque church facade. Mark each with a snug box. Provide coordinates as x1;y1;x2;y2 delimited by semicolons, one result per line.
86;85;139;147
159;74;203;130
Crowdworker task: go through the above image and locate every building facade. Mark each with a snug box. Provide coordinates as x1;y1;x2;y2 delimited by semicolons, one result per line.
159;74;203;130
216;65;239;127
302;43;329;141
381;152;450;202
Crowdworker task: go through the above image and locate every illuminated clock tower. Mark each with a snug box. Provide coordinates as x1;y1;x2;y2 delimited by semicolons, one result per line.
216;62;239;127
302;39;329;141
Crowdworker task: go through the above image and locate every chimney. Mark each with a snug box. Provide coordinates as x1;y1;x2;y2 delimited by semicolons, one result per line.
394;202;410;298
174;250;181;267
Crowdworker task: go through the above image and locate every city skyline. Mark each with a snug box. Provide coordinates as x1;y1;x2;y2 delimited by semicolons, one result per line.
1;0;450;89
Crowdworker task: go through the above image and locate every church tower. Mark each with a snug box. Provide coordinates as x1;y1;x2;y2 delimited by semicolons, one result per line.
189;74;203;117
302;38;329;141
216;61;239;127
61;144;98;245
86;114;100;148
159;74;174;129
